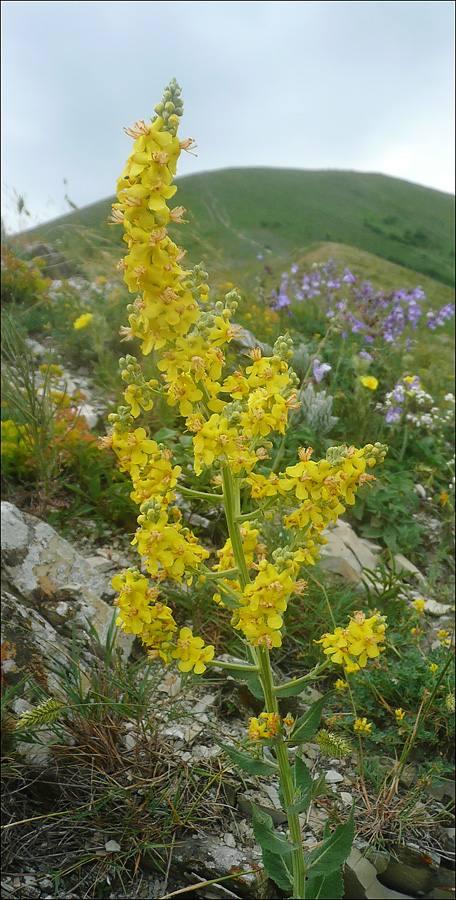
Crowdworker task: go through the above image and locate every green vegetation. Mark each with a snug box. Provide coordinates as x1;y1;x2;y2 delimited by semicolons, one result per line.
2;159;454;896
20;168;455;285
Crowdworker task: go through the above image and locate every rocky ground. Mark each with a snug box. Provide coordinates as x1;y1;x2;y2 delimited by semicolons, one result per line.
1;500;455;900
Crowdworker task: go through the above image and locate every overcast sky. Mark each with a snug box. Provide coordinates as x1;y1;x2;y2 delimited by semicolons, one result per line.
1;0;454;234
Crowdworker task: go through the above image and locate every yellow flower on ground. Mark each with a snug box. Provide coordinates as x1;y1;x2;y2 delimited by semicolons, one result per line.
360;376;378;390
429;663;439;674
73;313;93;329
354;717;372;734
394;708;406;722
440;490;449;507
335;679;348;691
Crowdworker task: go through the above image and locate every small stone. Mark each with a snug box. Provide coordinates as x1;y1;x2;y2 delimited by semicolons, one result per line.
325;769;344;783
340;791;353;805
105;840;121;852
223;832;236;847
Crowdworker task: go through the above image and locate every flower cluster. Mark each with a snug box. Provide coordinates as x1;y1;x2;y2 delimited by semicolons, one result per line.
354;717;372;734
316;610;387;669
248;711;281;741
265;258;454;351
379;376;455;432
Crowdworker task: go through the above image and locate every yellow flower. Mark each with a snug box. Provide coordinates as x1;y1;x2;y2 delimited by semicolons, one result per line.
344;662;360;674
73;313;93;329
248;716;267;741
354;717;372;734
248;713;280;741
335;679;348;691
360;376;378;390
440;490;449;507
437;629;451;646
394;708;406;722
413;599;425;614
316;610;386;669
171;626;215;674
429;663;439;674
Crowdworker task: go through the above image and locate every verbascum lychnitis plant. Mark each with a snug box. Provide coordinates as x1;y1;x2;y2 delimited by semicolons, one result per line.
21;79;388;898
101;78;389;899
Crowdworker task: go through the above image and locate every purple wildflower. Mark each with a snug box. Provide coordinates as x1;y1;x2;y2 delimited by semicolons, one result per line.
342;268;357;284
313;359;331;382
386;407;402;424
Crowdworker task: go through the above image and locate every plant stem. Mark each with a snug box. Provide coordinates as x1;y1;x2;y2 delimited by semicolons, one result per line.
257;646;307;899
221;461;306;897
177;484;224;502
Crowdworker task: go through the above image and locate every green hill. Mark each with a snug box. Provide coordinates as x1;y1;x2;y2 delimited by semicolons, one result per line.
21;168;455;286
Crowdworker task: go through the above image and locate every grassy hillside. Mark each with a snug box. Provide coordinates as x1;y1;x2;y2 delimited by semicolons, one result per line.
21;168;455;287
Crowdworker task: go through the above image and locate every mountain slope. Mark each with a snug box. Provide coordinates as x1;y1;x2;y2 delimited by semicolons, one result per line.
22;168;455;286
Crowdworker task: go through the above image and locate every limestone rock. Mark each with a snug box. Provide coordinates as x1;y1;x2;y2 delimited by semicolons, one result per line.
1;501;133;660
319;518;380;583
345;846;415;898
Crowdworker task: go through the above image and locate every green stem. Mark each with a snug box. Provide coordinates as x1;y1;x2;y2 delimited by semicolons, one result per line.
178;484;224;502
221;465;250;590
258;647;307;899
207;660;260;674
275;660;331;696
201;566;239;581
399;424;409;462
221;461;306;896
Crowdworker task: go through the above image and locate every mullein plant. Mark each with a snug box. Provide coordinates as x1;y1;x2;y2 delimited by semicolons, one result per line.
97;79;387;898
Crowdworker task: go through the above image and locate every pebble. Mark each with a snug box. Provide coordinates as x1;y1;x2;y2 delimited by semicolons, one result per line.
325;768;344;783
223;832;236;847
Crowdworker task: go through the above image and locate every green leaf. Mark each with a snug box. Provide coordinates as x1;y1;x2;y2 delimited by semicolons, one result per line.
290;693;331;743
262;849;293;892
305;866;344;899
251;802;297;855
275;679;310;698
153;427;177;442
305;805;354;876
311;771;330;800
288;756;312;814
217;742;277;776
244;673;265;701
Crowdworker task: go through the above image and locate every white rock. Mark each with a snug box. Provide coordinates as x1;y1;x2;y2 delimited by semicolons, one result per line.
325;769;344;783
156;673;182;697
424;599;452;616
192;694;216;714
340;791;353;805
391;554;425;581
78;402;99;429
